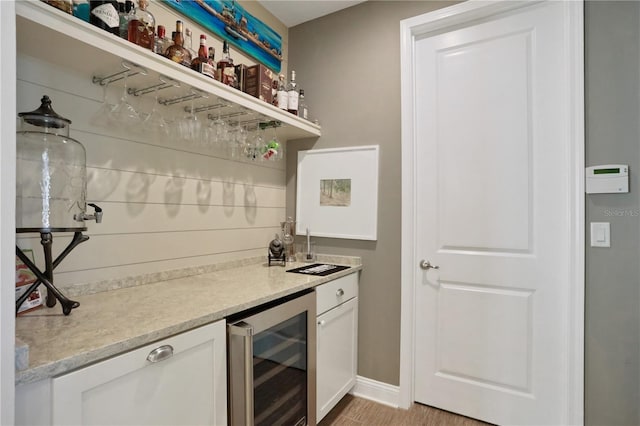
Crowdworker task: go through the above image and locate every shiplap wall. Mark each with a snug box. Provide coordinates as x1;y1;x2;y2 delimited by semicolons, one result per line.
15;3;288;287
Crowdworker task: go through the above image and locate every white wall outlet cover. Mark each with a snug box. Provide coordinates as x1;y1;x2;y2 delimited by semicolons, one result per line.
590;222;610;247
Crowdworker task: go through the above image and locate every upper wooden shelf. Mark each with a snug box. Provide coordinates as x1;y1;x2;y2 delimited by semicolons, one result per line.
15;1;321;141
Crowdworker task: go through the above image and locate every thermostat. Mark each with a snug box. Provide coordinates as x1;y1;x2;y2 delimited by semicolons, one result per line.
586;164;629;194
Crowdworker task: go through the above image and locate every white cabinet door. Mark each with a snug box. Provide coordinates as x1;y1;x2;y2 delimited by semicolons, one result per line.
52;320;227;426
317;296;358;422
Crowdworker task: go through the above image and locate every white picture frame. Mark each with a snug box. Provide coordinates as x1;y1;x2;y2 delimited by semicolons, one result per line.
296;145;379;240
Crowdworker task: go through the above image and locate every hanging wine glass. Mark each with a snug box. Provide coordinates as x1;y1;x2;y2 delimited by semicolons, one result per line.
109;69;139;129
177;94;202;145
142;82;169;140
262;125;282;161
91;83;116;129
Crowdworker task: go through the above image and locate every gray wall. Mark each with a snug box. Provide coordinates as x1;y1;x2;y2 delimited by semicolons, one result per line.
286;0;455;385
585;2;640;425
289;2;640;423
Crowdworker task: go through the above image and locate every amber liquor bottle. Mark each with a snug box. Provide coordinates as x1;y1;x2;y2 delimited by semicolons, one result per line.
192;35;216;79
164;20;192;67
217;41;236;87
127;0;155;50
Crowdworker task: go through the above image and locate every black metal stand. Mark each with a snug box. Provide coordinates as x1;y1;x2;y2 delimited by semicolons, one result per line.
16;231;88;316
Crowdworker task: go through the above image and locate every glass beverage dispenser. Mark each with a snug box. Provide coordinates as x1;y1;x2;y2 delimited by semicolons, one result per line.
15;95;102;315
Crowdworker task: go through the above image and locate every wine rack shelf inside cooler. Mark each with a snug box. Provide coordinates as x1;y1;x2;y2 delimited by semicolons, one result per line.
15;1;321;142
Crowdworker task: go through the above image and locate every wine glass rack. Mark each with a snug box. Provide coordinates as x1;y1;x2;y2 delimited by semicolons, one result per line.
16;1;321;142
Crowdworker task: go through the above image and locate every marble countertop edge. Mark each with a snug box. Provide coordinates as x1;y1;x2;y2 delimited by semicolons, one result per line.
15;257;362;386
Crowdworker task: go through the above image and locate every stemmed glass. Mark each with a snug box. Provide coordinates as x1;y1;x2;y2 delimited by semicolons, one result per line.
91;83;116;128
109;70;139;128
262;125;282;161
142;82;169;140
178;95;203;145
208;107;229;149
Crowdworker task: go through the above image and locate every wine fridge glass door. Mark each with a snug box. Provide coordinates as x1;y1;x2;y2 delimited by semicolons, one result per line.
228;291;316;426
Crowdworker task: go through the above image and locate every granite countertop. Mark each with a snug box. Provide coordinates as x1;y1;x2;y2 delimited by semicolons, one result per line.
15;256;361;386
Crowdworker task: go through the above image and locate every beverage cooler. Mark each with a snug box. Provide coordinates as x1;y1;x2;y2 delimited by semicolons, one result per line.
227;290;316;426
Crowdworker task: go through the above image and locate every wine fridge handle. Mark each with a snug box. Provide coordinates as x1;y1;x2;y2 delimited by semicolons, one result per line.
228;322;254;426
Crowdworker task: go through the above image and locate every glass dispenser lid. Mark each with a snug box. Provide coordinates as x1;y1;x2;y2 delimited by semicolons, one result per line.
18;95;71;131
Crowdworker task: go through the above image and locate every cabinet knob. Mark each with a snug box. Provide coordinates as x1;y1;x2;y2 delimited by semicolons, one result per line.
318;320;326;327
146;344;174;363
336;288;345;297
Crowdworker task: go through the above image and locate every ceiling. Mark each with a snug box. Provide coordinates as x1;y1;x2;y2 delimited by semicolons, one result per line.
257;0;366;27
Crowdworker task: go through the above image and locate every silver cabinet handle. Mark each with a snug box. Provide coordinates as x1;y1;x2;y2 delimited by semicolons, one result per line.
420;260;439;270
146;344;174;363
336;288;345;297
318;320;326;326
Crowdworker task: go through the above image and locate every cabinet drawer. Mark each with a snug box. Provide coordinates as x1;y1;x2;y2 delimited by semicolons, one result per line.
51;320;227;426
316;272;358;315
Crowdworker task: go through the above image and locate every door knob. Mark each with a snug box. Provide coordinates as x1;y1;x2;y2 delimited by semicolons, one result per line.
420;260;439;270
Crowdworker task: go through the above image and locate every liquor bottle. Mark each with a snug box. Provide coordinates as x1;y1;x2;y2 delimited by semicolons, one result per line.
191;35;215;78
271;79;278;106
89;0;120;35
154;25;170;55
190;34;207;70
46;0;73;14
299;89;309;120
164;20;192;67
127;0;155;50
118;0;134;40
217;41;236;87
207;47;215;66
184;28;198;61
287;70;299;115
72;0;90;22
277;74;288;111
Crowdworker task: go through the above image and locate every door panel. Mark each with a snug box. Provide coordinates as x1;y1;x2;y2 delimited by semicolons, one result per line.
436;30;532;253
437;283;533;392
413;2;577;425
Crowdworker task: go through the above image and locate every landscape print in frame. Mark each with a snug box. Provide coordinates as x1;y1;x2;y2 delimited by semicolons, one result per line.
161;0;283;72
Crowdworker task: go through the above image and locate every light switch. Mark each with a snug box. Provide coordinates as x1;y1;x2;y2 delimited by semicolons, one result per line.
590;222;610;247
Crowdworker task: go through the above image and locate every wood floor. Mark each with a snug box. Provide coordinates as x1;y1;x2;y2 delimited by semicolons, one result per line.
318;395;491;426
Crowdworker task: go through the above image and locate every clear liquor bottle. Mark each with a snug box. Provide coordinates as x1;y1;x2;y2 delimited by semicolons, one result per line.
164;20;192;67
287;70;299;115
184;28;198;61
277;74;288;111
154;25;171;55
127;0;155;50
299;89;309;120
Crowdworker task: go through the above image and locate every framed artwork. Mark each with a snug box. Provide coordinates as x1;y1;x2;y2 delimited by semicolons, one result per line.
161;0;283;72
296;146;379;240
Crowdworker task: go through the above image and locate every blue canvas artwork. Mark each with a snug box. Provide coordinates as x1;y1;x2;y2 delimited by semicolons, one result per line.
162;0;283;72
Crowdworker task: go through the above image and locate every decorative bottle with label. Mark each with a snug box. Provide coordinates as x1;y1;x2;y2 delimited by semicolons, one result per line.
164;20;192;67
217;41;236;87
154;25;170;55
277;74;288;111
287;70;299;115
89;0;120;35
190;34;206;69
299;89;309;120
127;0;155;50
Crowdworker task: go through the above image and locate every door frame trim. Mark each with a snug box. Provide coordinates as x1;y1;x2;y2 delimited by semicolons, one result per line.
398;1;585;424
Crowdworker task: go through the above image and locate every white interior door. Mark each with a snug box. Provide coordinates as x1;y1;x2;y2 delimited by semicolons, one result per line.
409;2;583;425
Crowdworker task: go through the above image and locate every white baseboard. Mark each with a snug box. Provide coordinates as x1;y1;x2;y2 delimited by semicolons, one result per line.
350;375;401;408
